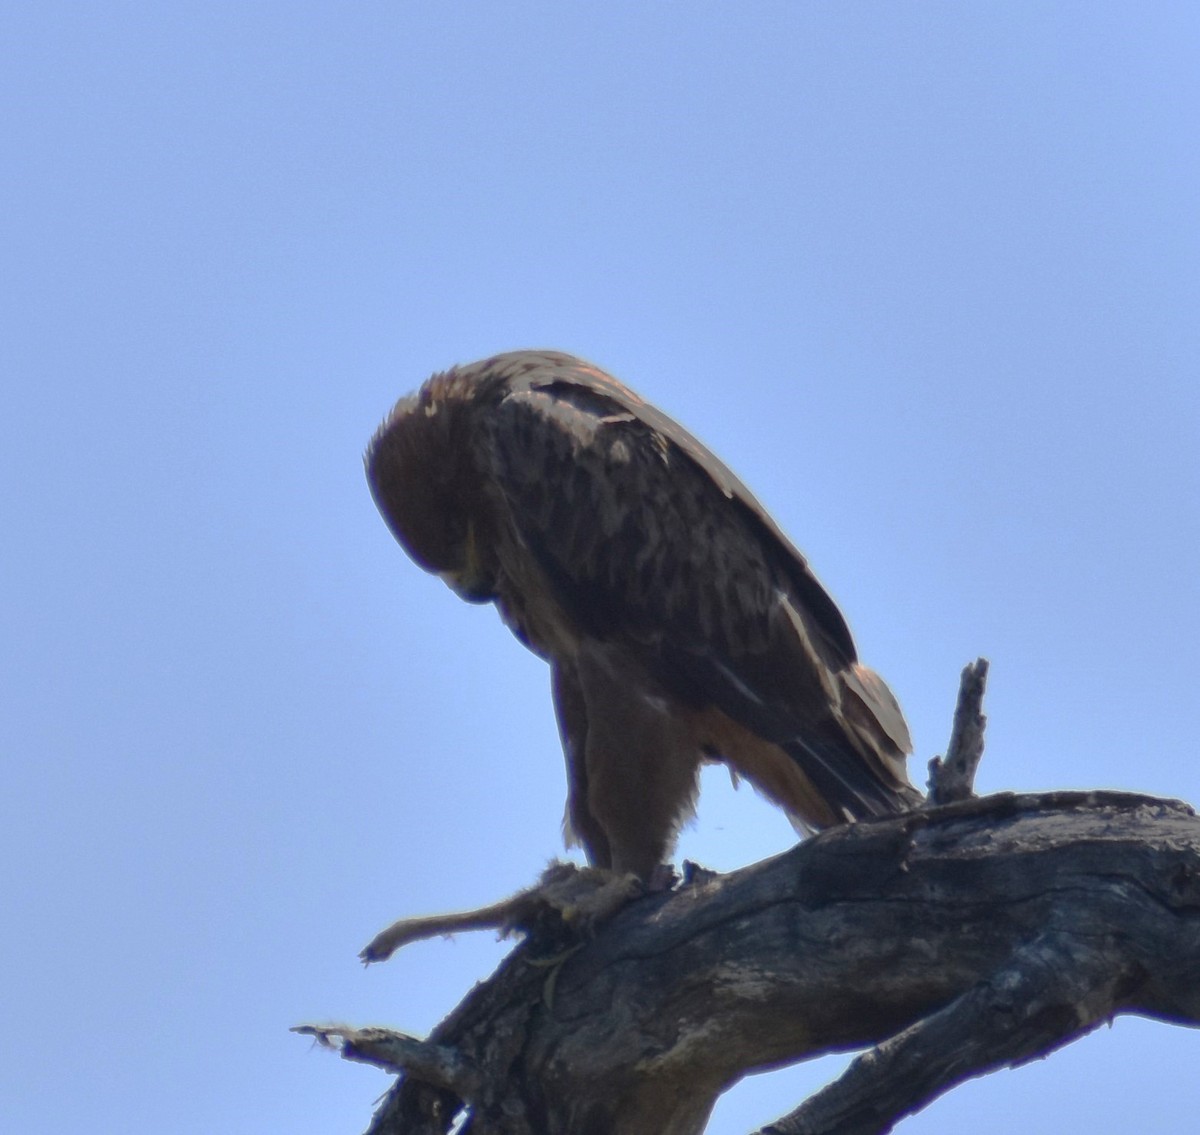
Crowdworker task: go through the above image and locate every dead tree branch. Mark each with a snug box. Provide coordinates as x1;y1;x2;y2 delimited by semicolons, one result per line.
927;658;989;804
293;1025;480;1098
300;789;1200;1134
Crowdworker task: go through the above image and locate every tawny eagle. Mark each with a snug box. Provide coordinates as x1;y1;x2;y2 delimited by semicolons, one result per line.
367;350;920;879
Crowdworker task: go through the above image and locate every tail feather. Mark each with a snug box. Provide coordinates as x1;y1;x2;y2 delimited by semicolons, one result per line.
782;731;922;825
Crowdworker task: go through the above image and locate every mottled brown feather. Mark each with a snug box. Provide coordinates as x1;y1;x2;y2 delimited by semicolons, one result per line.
366;350;921;877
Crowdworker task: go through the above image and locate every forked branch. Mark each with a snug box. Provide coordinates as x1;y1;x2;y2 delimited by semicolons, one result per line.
300;792;1200;1134
298;660;1200;1134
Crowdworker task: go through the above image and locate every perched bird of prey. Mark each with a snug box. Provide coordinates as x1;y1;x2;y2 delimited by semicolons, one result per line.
367;350;921;881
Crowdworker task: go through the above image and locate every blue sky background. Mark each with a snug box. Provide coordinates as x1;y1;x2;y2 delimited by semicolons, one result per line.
4;4;1198;1132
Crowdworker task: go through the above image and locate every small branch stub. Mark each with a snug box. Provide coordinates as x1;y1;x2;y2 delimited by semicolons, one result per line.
292;1025;480;1100
928;657;989;804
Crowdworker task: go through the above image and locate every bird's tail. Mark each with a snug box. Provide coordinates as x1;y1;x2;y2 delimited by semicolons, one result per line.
783;664;923;825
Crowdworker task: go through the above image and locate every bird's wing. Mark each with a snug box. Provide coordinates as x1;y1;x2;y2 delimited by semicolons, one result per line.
482;372;913;819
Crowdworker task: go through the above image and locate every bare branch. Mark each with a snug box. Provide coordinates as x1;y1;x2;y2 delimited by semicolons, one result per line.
304;790;1200;1134
755;929;1125;1134
292;1025;479;1099
927;657;989;803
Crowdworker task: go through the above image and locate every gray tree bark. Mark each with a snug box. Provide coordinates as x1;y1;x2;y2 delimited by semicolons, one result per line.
298;788;1200;1134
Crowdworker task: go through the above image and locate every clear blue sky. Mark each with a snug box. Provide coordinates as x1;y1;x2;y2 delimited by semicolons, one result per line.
4;4;1198;1132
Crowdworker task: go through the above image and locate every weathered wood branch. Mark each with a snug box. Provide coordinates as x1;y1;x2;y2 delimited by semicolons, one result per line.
927;658;989;804
754;926;1130;1134
301;790;1200;1134
293;1025;480;1098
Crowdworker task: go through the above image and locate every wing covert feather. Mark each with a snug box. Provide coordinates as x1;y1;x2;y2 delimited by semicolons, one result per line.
483;384;848;724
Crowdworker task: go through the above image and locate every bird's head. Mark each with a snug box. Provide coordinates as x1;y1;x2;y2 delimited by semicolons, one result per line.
365;374;500;604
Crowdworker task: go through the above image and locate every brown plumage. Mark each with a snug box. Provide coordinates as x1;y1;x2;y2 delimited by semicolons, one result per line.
366;350;921;879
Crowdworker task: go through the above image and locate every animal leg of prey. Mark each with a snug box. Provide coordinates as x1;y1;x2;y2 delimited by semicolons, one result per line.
360;863;643;964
